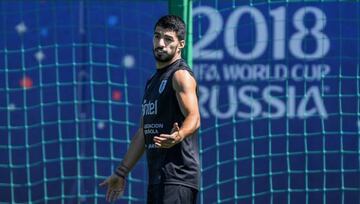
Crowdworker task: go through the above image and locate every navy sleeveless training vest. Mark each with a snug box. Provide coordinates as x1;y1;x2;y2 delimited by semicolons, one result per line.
142;59;200;190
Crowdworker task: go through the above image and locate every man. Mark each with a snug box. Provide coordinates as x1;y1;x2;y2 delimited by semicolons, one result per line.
100;15;201;204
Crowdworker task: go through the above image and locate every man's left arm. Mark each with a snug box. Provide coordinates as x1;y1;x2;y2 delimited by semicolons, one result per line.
153;69;200;148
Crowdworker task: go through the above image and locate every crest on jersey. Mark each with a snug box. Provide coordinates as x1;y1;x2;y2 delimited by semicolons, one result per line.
159;80;167;94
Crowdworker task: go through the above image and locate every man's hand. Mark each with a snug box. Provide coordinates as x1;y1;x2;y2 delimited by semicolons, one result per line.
153;122;182;148
99;174;126;202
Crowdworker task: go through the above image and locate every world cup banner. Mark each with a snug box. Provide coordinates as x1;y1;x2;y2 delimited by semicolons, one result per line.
194;4;359;202
193;2;358;122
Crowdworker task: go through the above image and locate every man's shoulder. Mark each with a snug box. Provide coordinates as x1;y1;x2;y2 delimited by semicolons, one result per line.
172;69;197;92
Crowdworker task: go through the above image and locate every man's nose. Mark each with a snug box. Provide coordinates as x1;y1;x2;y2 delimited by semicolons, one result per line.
158;38;165;47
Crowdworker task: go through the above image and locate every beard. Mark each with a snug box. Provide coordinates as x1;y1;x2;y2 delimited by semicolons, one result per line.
153;47;176;62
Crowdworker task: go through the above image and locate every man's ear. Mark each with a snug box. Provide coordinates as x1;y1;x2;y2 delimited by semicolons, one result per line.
179;40;185;49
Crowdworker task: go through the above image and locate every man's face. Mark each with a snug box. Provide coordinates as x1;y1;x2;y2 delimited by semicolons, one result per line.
153;26;184;62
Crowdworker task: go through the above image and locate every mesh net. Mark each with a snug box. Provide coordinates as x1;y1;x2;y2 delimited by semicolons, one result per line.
0;0;359;204
0;1;167;203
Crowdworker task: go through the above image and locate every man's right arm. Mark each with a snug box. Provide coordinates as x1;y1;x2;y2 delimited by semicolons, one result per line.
115;117;145;177
100;118;145;202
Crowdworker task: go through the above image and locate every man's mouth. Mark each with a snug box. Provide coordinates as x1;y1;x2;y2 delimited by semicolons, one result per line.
155;48;165;53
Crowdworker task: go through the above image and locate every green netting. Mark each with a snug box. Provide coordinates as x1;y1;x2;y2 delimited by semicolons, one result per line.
0;1;167;203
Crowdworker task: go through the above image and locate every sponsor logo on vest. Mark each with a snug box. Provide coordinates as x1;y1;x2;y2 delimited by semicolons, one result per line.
159;80;167;94
142;100;158;116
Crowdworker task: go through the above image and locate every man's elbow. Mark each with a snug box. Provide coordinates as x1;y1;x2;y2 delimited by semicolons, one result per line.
195;114;201;130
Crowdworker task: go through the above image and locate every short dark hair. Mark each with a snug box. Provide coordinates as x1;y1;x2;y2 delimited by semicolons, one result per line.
154;15;186;41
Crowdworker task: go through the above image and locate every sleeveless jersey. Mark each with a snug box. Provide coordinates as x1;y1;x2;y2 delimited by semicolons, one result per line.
142;59;200;190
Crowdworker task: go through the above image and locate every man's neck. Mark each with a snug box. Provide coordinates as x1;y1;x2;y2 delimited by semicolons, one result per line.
156;55;181;70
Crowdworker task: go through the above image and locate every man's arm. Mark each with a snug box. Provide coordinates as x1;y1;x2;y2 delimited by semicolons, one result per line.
153;69;200;148
117;126;145;174
173;69;201;139
99;118;145;202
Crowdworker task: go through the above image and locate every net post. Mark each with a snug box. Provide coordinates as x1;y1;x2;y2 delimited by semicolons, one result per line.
169;0;193;68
